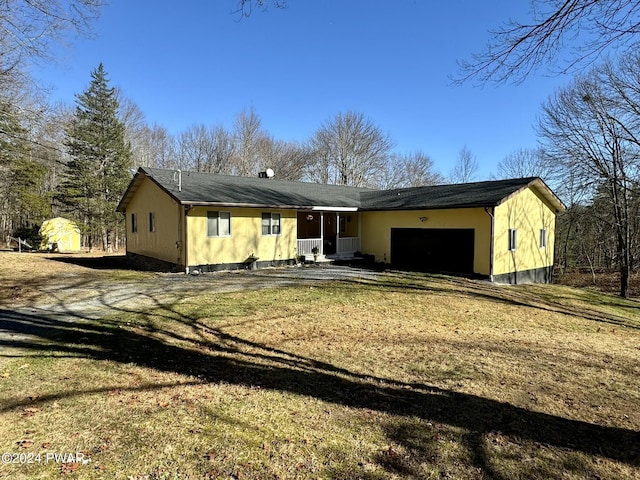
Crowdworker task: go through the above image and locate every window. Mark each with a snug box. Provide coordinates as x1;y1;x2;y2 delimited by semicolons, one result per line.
339;216;346;234
207;211;231;237
262;212;281;235
508;229;517;251
149;212;155;232
540;228;547;248
131;213;137;233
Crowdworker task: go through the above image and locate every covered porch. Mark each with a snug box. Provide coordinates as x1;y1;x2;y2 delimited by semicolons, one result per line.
296;209;361;259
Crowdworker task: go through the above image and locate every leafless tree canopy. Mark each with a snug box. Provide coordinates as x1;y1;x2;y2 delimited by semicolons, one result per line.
0;0;103;87
233;0;286;17
537;50;640;297
378;151;443;189
449;146;478;183
459;0;640;84
308;111;393;187
495;148;555;182
231;107;269;176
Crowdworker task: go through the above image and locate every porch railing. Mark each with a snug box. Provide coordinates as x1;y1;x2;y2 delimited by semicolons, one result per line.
297;238;322;256
297;237;361;257
337;236;360;254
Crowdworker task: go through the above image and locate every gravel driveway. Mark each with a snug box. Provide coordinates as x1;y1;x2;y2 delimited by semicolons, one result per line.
2;263;381;321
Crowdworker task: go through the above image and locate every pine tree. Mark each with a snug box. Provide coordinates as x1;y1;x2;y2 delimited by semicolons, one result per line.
0;100;51;237
60;63;132;252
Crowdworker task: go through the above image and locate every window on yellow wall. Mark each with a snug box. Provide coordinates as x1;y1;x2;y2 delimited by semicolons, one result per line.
149;212;155;232
131;213;137;233
540;228;547;248
262;212;281;235
508;229;517;251
207;211;231;237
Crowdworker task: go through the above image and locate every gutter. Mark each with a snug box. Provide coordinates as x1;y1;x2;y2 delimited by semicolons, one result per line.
484;207;495;282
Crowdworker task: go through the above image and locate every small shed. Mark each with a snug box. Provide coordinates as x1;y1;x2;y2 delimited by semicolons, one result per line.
40;217;81;253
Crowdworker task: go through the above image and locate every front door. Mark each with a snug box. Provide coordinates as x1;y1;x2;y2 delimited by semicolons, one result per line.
323;213;337;255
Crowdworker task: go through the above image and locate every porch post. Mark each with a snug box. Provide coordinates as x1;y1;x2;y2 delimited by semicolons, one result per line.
320;211;324;255
336;212;340;254
358;212;362;252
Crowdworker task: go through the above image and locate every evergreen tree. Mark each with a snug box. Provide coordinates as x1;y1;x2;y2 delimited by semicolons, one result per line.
0;100;51;236
60;64;132;252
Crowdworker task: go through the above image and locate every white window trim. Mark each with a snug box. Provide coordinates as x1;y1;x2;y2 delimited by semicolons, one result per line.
262;212;281;236
540;228;547;249
508;228;517;251
207;211;232;238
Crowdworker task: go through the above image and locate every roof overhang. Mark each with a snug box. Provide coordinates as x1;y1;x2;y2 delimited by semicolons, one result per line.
495;178;566;212
116;169;146;212
311;206;359;212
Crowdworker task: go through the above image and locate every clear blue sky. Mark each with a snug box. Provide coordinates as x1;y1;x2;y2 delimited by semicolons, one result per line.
33;0;574;179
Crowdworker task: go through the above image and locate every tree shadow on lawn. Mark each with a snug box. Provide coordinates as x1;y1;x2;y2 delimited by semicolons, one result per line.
376;271;640;330
0;301;638;475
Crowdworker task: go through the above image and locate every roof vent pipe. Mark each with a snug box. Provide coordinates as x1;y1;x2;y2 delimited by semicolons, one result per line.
173;169;182;192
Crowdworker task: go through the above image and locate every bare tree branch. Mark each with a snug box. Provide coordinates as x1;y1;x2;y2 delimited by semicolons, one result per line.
457;0;640;84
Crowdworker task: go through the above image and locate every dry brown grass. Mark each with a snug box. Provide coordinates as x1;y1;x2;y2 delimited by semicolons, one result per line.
0;253;639;479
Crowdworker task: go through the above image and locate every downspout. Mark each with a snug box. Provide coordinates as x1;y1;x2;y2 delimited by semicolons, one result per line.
176;202;182;268
484;207;495;282
183;205;190;274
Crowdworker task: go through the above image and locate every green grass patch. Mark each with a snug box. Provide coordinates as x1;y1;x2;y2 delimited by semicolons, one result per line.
1;271;639;479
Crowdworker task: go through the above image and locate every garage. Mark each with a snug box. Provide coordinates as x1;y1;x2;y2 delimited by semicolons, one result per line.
390;228;475;274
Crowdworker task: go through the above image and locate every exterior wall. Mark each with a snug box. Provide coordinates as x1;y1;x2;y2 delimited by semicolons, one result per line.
360;207;492;275
339;212;359;238
125;177;183;266
186;207;297;268
493;187;557;279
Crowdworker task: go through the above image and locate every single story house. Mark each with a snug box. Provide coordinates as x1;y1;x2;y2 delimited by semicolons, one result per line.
116;167;565;283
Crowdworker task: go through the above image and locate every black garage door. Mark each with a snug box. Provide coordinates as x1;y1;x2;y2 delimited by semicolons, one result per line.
391;228;475;274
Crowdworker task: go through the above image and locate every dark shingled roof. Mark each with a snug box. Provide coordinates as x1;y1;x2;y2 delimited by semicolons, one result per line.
117;168;565;212
117;167;376;211
360;177;544;210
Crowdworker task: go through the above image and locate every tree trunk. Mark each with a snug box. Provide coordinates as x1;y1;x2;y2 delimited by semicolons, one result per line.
104;228;113;253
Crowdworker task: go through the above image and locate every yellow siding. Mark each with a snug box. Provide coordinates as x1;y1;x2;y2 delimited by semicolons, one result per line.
39;217;81;252
493;187;556;276
186;207;296;266
360;208;492;275
339;212;359;237
126;177;183;265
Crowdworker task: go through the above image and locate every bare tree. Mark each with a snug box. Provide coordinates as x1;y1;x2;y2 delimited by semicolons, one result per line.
177;124;234;174
0;0;103;88
233;0;286;17
256;138;311;181
308;111;393;187
147;124;178;169
459;0;640;84
449;146;479;183
538;54;640;297
378;151;443;189
494;148;555;181
231;107;268;176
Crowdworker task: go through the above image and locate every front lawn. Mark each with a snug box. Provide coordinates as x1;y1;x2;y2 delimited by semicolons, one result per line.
0;259;638;479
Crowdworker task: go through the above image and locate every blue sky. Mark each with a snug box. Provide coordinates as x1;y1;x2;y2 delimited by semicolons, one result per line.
34;0;574;179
